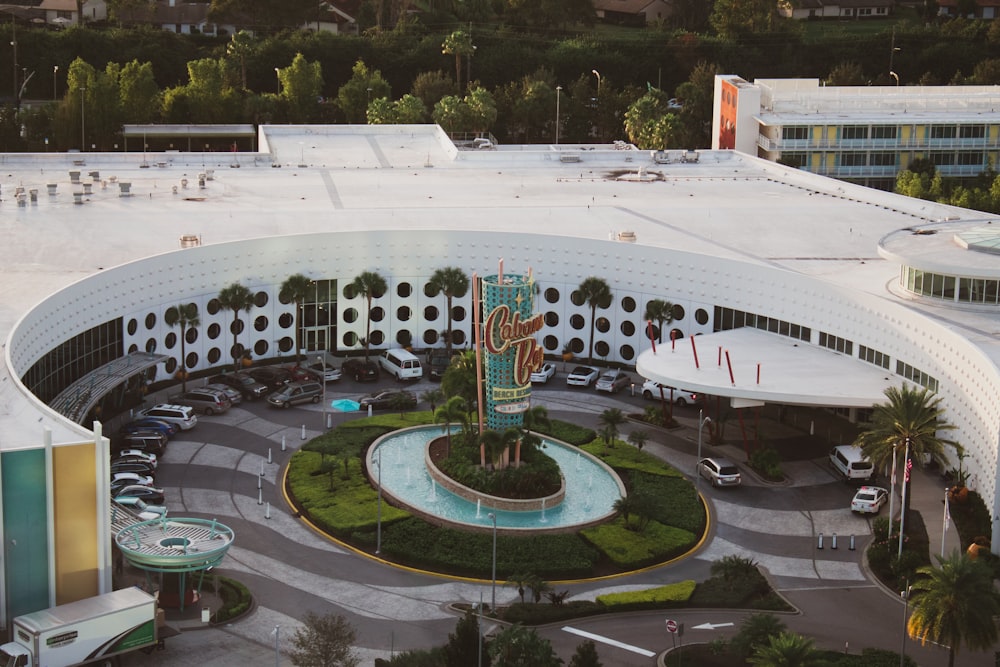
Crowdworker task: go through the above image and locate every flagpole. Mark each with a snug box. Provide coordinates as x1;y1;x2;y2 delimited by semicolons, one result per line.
897;439;911;559
888;444;898;542
941;487;950;558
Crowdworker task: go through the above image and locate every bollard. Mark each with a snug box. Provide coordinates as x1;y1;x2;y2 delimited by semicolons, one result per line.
268;448;272;465
327;413;332;429
257;488;262;505
265;502;271;520
817;532;824;550
301;425;306;440
831;532;838;550
257;474;261;490
849;534;856;551
260;460;265;477
281;435;286;451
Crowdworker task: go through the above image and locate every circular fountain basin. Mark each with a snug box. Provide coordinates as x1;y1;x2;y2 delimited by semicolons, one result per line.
367;426;625;533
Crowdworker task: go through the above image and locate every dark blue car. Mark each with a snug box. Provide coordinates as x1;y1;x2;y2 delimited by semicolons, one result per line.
121;418;179;438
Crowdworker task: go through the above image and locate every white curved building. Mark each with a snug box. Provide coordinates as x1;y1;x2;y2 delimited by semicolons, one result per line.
1;124;997;621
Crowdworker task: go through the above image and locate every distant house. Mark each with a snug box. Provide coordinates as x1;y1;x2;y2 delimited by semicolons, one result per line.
777;0;893;19
937;0;1000;18
116;0;234;35
38;0;107;26
592;0;672;26
299;0;358;34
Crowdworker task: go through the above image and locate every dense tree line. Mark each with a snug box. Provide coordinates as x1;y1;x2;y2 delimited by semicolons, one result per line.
7;9;1000;151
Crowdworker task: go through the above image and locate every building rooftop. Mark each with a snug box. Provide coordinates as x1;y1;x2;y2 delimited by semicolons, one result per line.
0;124;992;446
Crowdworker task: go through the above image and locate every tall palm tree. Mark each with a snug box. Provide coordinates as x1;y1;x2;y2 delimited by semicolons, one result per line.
441;30;474;92
428;267;469;356
434;395;468;456
598;407;626;446
748;631;824;667
643;298;674;344
217;282;254;371
279;273;313;364
350;271;387;361
480;429;504;470
164;303;199;393
907;552;1000;667
577;276;612;363
627;429;649;451
854;384;958;516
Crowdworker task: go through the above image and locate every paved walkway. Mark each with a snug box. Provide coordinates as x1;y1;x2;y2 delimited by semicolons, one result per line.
117;384;982;666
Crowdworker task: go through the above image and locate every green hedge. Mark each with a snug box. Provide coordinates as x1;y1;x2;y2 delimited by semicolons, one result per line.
581;440;686;477
212;577;252;624
631;471;705;534
540;421;597;446
581;519;697;568
378;518;599;579
501;600;605;624
596;580;696;609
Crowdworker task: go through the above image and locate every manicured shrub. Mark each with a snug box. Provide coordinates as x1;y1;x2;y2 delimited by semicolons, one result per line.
748;445;782;481
631;471;705;534
213;577;252;623
502;600;604;625
581;519;696;568
540;421;596;446
596;580;696;609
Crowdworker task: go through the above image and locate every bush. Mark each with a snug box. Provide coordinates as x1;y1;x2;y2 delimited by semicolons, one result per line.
540;421;596;446
949;489;992;548
581;519;696;568
631;471;705;534
747;446;783;481
596;580;696;609
501;600;605;625
212;577;252;623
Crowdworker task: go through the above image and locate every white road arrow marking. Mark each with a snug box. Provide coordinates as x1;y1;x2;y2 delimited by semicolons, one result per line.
692;622;735;630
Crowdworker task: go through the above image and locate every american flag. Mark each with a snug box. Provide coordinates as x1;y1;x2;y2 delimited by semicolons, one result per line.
904;457;913;483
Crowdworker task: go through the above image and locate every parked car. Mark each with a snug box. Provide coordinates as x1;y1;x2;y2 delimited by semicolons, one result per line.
114;485;165;505
343;358;380;382
111;472;155;491
204;382;243;406
851;486;889;514
134;404;198;431
358;390;417;411
426;351;453;381
114;496;166;521
697;458;742;487
110;461;156;479
114;431;167;455
595;370;632;393
169;388;231;415
248;367;293;390
530;362;557;384
114;449;158;469
641;380;702;406
286;365;321;383
267;381;324;409
305;361;342;383
120;419;178;439
566;366;600;387
209;372;269;401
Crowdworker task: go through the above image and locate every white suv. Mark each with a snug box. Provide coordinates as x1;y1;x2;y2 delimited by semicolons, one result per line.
135;404;198;430
641;380;702;405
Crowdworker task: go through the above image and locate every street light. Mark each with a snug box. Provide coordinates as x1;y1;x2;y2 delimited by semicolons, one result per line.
555;85;562;145
890;71;899;86
272;625;280;667
696;410;712;484
79;86;86;151
274;67;280;92
319;355;326;429
466;45;477;92
488;512;497;613
592;69;601;98
52;65;58;101
375;449;383;554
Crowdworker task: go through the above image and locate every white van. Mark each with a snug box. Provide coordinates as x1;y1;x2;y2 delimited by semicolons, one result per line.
829;445;874;481
378;348;423;380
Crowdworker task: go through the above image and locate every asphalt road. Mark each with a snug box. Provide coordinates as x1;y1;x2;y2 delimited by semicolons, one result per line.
117;372;993;667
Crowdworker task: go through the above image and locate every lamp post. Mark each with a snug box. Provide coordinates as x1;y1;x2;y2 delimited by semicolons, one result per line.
375;449;383;554
466;45;476;92
899;579;911;667
696;410;712;484
79;86;86;151
591;69;601;98
319;355;326;430
274;67;280;92
555;85;562;145
488;512;497;613
272;625;280;667
52;65;58;101
890;71;899;86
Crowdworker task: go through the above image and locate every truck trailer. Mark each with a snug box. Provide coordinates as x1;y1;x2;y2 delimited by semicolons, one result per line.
0;588;159;667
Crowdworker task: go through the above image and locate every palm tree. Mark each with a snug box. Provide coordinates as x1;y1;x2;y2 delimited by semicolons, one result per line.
517;405;550;467
577;277;612;363
279;273;313;364
598;408;626;447
480;430;504;470
434;396;468;456
226;30;256;90
854;384;958;517
217;282;254;371
507;572;533;604
748;631;824;667
428;267;470;356
907;552;1000;667
613;495;637;528
350;271;387;361
164;303;199;393
627;429;649;451
441;30;474;92
643;298;674;344
730;612;786;661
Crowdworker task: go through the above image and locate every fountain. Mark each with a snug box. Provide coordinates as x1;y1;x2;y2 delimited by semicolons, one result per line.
540;498;547;523
367;426;625;532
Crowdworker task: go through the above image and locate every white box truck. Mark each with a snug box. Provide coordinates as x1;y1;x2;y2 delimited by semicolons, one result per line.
0;588;159;667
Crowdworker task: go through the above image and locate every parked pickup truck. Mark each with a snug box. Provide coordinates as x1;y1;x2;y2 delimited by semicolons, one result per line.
0;588;162;667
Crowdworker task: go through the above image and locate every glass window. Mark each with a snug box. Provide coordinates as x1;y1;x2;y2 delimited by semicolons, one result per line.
840;153;867;166
930;125;957;139
871;152;896;166
959;125;985;139
842;126;868;140
782;126;809;141
872;126;897;139
958;152;984;166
